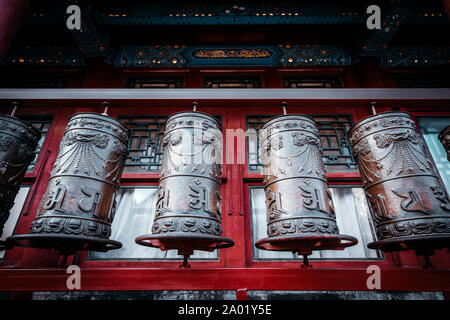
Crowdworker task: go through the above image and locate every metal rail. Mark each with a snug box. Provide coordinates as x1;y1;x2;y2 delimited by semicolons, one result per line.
0;88;450;100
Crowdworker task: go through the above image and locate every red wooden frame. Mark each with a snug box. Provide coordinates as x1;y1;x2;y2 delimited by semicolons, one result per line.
0;65;449;295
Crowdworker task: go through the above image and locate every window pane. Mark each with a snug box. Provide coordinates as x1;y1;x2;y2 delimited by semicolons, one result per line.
204;77;261;88
282;76;342;88
0;186;30;259
89;186;218;260
250;186;381;260
416;117;450;194
246;114;357;172
118;115;168;173
16;114;54;172
126;77;184;88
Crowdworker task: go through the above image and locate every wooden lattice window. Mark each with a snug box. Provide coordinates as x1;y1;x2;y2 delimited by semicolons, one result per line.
118;115;167;173
118;114;221;173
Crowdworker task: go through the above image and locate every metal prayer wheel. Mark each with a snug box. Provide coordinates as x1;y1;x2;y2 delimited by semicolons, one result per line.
255;114;358;266
135;111;234;266
0;115;40;249
7;113;130;254
439;126;450;162
349;111;450;254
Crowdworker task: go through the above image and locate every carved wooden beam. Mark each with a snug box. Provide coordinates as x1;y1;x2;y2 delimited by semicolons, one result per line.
114;45;351;68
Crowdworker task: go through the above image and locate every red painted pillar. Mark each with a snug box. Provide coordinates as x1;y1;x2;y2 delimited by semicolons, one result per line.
0;0;30;60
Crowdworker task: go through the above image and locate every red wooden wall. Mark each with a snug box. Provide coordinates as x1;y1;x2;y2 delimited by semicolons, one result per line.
0;60;449;298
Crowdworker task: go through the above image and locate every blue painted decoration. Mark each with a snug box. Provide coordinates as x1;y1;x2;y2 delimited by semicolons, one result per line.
114;45;351;68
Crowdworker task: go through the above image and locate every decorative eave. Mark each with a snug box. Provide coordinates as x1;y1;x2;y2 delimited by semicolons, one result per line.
23;3;448;26
2;45;449;68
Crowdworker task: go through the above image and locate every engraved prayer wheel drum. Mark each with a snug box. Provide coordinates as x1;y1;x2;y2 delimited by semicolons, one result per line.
135;112;234;258
349;112;450;253
255;115;358;256
7;113;130;254
0;115;40;249
439;126;450;162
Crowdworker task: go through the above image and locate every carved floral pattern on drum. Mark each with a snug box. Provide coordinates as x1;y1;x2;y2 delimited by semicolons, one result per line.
349;115;416;146
376;217;450;240
160;120;222;181
353;129;435;184
259;118;320;142
0;134;36;186
30;215;111;238
152;217;222;236
0;120;40;145
52;131;128;184
0;144;35;186
268;218;339;237
66;117;129;142
262;131;325;180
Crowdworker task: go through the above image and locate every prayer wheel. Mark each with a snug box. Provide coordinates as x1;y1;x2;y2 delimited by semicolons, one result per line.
7;113;130;254
255;114;358;266
349;111;450;254
135;111;234;267
439;126;450;162
0;114;40;249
